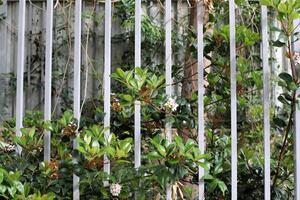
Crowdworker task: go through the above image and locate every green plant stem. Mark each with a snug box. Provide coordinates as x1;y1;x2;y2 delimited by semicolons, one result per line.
287;38;298;83
272;91;295;187
273;30;299;186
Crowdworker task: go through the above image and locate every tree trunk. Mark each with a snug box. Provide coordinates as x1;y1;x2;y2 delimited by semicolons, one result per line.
182;0;198;98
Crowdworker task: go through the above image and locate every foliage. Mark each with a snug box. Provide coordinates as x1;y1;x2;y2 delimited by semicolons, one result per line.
0;0;300;199
0;166;55;200
0;106;208;199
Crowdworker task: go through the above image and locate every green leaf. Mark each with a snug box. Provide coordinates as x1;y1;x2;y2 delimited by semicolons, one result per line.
155;144;166;157
182;185;193;199
260;0;273;6
120;94;133;103
0;185;6;194
184;139;196;153
272;40;286;47
7;186;16;198
273;117;286;128
278;2;288;13
167;158;179;164
84;135;92;145
14;181;24;193
115;68;125;79
119;139;132;153
174;136;183;146
203;174;214;180
77;146;87;154
217;180;228;195
288;82;298;91
0;171;3;184
155;167;170;188
208;179;218;193
92;140;100;148
105;146;116;156
279;72;293;84
43;121;54;131
28;128;35;138
148;151;163;159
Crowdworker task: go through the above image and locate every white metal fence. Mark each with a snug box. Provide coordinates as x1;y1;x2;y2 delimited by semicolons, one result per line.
3;0;300;199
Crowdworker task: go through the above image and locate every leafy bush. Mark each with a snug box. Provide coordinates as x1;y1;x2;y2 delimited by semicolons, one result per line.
0;0;300;199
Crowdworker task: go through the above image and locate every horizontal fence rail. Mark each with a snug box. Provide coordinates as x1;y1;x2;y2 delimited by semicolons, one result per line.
7;0;300;199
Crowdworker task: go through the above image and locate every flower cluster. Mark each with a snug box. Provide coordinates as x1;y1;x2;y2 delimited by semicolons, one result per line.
110;183;122;197
294;52;300;65
164;97;179;112
0;143;16;153
62;121;77;137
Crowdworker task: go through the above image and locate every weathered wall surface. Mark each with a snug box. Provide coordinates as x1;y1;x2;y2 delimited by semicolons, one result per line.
1;1;291;124
0;0;188;121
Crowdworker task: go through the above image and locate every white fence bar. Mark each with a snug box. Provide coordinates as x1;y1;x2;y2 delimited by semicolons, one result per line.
134;101;141;167
261;6;270;200
165;0;172;199
295;88;300;199
73;0;82;199
229;0;237;199
134;0;141;169
15;0;26;154
197;1;205;199
294;17;300;200
44;0;54;162
165;0;172;141
104;0;112;180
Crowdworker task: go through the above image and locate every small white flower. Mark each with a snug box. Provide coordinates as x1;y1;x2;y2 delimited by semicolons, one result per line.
110;183;122;197
164;97;179;112
1;143;16;153
293;52;300;65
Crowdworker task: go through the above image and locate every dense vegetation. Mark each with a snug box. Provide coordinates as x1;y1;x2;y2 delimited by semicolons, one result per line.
0;0;300;199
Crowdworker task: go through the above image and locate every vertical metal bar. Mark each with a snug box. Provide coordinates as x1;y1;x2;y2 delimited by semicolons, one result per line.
134;0;141;169
104;0;112;180
294;17;300;200
73;0;82;199
165;0;172;141
197;1;205;199
261;6;270;200
134;101;141;167
296;88;300;199
165;0;172;199
229;0;237;199
44;0;54;162
73;0;82;121
16;0;26;154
